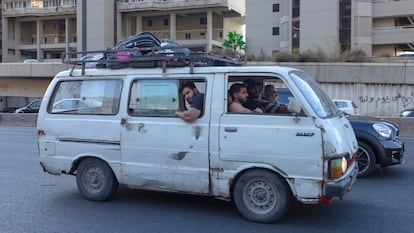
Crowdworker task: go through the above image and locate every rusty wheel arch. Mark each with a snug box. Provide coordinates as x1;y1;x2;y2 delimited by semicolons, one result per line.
69;156;102;175
229;167;292;200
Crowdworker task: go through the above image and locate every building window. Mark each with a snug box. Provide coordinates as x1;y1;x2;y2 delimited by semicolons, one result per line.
273;4;279;12
185;33;191;40
200;17;207;25
272;27;280;36
163;18;169;26
292;0;300;54
339;0;351;52
148;19;153;27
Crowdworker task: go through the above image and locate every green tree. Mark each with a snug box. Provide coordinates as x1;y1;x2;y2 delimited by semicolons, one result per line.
222;31;246;52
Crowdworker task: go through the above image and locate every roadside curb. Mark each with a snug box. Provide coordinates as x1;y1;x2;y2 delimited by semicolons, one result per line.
0;113;37;127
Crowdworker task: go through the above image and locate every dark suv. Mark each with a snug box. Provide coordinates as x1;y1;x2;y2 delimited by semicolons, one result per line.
277;88;405;177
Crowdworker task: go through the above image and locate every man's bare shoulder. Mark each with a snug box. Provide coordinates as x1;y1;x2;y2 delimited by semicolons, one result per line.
229;102;251;113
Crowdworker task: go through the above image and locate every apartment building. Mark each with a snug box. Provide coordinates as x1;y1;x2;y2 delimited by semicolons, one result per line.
246;0;414;58
1;0;245;62
1;0;77;62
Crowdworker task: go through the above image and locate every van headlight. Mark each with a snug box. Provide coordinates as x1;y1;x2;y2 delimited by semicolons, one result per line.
373;123;392;139
329;156;348;179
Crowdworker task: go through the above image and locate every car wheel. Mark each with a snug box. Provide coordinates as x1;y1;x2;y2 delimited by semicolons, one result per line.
233;169;291;223
356;141;377;178
76;158;118;201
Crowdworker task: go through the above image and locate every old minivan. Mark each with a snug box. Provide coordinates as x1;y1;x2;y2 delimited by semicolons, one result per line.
37;55;358;223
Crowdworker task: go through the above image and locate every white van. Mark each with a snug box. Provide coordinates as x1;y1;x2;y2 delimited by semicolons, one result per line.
37;58;358;223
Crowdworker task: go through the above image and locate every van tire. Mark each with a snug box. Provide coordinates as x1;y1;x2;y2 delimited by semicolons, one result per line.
356;142;377;178
233;169;290;223
76;158;118;201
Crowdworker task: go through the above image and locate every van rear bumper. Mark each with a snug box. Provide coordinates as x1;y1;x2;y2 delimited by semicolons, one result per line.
324;164;358;198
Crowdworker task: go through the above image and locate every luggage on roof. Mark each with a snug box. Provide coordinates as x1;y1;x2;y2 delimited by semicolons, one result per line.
114;31;161;51
66;31;243;72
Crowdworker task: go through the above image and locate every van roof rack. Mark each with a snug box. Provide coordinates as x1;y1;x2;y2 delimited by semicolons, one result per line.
62;47;244;76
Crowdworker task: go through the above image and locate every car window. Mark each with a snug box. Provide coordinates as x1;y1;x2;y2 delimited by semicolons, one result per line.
48;79;122;115
276;89;292;105
290;71;338;118
334;101;347;108
128;79;206;117
129;79;179;116
30;100;42;108
226;75;296;115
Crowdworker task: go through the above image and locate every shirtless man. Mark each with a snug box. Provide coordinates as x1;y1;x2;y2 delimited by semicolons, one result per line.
228;83;263;113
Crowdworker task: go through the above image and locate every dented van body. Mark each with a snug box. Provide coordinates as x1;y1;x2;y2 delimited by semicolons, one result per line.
37;65;358;223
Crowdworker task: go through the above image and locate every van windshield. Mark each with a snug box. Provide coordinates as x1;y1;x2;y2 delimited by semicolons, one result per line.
289;71;338;118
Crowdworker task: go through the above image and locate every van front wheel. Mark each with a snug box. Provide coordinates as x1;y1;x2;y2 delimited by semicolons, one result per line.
233;170;291;223
76;158;118;201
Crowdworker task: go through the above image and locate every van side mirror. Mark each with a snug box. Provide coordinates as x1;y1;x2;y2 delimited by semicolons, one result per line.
287;97;302;114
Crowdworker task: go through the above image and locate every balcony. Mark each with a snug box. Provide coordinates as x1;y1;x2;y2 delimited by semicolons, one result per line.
15;33;76;50
373;0;414;17
373;26;414;44
118;0;245;17
3;6;76;17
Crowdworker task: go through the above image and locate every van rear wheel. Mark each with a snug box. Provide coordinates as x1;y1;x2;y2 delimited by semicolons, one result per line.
76;158;118;201
233;170;290;223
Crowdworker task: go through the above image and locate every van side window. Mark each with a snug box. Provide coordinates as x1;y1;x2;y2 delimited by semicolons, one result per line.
227;76;294;115
176;80;206;120
48;79;122;115
129;80;179;116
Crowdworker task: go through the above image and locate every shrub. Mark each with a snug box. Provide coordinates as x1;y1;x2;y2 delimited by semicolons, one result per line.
272;52;297;62
340;49;367;62
297;49;327;62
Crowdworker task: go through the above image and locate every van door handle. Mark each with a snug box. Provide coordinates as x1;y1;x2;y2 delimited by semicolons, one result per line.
193;126;201;140
137;123;145;132
224;127;237;132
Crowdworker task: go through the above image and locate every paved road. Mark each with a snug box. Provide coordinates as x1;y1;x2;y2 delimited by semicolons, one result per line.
0;126;413;233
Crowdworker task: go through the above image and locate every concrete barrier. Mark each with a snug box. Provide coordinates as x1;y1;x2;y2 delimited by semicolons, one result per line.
0;113;37;127
1;113;413;137
381;117;414;137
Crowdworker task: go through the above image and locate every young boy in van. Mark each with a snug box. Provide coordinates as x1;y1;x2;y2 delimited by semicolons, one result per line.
175;82;205;122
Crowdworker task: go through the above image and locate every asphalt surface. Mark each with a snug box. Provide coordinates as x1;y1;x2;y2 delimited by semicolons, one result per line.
0;126;413;233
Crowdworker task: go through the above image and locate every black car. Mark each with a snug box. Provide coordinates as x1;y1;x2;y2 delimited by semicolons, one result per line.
348;116;405;177
14;99;42;113
276;88;405;177
400;108;414;117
